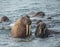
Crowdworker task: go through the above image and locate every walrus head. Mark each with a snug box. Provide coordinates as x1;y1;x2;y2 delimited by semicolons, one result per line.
35;21;48;38
38;22;47;34
36;20;42;25
20;16;32;36
1;16;9;22
34;11;45;17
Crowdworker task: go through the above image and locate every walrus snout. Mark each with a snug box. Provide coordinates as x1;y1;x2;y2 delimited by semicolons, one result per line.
27;19;32;25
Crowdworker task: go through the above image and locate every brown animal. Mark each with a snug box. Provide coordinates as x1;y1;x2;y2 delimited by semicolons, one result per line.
35;20;60;38
11;16;32;38
35;21;50;38
33;11;45;17
47;17;52;19
0;16;9;22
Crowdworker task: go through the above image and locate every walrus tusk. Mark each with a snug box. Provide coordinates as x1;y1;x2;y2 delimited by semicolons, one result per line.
29;25;31;35
26;24;31;36
38;27;41;34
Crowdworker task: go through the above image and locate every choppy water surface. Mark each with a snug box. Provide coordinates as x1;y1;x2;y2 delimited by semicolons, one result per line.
0;0;60;47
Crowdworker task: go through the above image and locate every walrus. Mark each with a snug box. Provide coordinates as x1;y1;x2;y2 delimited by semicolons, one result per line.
0;16;9;22
11;16;32;38
35;21;50;38
33;11;45;17
28;11;45;17
35;20;60;38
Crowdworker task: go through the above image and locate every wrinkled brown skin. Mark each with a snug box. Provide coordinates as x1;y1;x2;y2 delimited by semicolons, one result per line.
11;16;32;38
34;12;45;17
1;16;9;22
35;22;50;38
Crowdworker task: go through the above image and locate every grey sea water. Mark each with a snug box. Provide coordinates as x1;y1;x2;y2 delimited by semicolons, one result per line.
0;0;60;47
